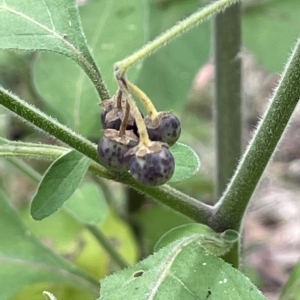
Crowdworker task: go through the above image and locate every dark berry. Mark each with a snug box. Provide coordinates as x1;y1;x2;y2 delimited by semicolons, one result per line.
101;108;122;130
97;129;138;172
100;97;140;136
145;112;181;146
128;142;175;186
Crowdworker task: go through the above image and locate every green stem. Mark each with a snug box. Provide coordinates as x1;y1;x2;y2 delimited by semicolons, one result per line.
0;144;66;160
213;2;242;269
214;3;242;199
0;142;212;223
0;87;99;162
78;50;110;101
212;38;300;232
115;0;240;75
85;224;129;269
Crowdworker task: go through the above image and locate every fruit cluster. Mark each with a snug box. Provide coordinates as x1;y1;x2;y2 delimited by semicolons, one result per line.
97;83;181;186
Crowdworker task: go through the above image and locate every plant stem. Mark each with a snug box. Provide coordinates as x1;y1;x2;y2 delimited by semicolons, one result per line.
213;2;242;269
212;38;300;232
78;50;110;101
0;142;212;223
85;224;129;269
0;87;99;162
213;3;242;199
0;144;66;160
115;0;240;75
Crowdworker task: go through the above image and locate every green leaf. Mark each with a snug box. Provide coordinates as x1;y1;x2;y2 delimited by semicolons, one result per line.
169;142;200;183
0;0;81;55
99;236;267;300
136;0;211;112
280;260;300;300
0;189;98;300
154;223;214;251
0;0;107;100
31;150;90;220
34;0;148;138
154;224;239;257
64;182;108;225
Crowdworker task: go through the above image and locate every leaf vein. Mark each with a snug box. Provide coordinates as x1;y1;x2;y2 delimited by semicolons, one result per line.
170;272;199;299
43;0;56;31
0;4;85;60
147;235;198;300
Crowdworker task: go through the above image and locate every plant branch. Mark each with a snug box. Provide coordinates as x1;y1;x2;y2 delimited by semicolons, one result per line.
213;2;242;199
78;50;110;101
0;135;212;224
213;2;242;269
211;38;300;232
0;144;67;160
115;0;240;75
0;87;99;162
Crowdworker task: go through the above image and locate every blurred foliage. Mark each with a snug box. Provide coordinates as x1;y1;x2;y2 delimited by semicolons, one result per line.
243;0;300;72
134;203;193;252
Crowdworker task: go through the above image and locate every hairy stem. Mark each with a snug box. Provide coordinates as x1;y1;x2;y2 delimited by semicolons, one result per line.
214;3;242;199
213;2;242;269
115;0;240;75
0;87;99;162
77;50;110;101
212;38;300;232
0;141;211;223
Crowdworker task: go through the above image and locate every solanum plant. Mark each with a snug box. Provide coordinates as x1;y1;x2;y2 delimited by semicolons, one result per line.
0;0;300;299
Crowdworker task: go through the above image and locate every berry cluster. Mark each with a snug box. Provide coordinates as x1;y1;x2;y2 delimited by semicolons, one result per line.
97;83;181;186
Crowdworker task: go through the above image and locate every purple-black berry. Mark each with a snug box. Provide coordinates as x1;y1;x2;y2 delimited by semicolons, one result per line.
128;142;175;186
145;112;181;146
100;98;139;136
97;129;138;172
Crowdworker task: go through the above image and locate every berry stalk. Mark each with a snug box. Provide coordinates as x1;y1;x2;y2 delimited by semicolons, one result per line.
116;89;122;109
127;81;159;119
117;77;151;147
118;94;130;137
